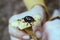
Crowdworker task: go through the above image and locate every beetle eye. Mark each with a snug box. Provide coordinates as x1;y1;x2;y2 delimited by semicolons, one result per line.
24;16;35;23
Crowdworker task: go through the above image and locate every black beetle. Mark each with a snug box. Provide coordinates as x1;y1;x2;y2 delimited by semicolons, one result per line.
24;16;35;23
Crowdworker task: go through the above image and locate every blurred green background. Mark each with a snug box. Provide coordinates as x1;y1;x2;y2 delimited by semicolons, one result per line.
0;0;59;40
